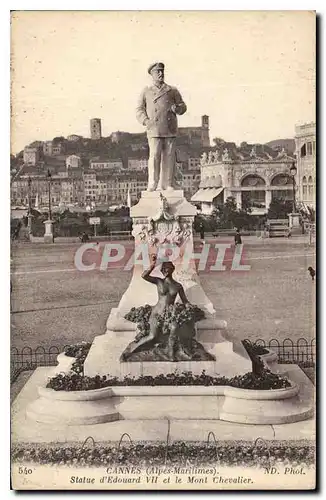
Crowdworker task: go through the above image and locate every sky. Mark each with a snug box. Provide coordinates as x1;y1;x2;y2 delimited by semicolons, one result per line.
10;10;315;154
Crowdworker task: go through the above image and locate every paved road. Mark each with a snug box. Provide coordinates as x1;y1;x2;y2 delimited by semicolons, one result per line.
11;236;316;349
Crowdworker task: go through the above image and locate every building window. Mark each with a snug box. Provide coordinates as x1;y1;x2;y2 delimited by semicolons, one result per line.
242;175;266;187
306;142;313;156
302;176;307;197
271;174;292;187
308;176;314;197
242;190;266;208
272;189;293;201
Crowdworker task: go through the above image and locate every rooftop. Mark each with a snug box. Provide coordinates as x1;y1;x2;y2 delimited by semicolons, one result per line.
90;157;123;163
201;142;295;164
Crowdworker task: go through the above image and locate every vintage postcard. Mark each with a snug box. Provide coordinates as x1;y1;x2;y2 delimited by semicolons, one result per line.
10;10;316;490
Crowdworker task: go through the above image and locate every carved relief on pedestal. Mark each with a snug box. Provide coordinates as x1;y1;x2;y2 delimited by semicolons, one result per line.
133;218;193;247
131;194;193;248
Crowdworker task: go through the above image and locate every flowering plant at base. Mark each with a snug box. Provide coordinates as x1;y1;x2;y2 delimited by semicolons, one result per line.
46;368;291;392
49;341;290;391
124;303;205;339
63;342;92;375
64;342;92;358
11;440;315;469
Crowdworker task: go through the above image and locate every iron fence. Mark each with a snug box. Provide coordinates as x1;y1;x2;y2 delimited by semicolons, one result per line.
10;345;70;383
11;345;69;369
244;337;316;365
11;337;316;383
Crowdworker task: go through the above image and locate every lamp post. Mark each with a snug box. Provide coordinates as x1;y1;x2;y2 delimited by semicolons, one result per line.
47;169;52;220
27;176;33;235
288;161;300;230
290;161;297;213
27;176;32;214
44;169;54;243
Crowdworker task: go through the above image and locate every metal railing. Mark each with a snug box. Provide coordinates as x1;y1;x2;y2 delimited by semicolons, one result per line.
244;337;316;365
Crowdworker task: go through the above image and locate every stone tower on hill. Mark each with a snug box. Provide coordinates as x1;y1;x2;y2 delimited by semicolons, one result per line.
201;115;210;147
90;118;102;140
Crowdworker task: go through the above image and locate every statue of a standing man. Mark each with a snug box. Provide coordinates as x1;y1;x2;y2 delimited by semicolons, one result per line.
136;62;187;191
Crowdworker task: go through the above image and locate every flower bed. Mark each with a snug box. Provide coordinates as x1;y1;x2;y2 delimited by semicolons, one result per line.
63;342;92;375
124;303;205;340
64;343;92;358
47;341;290;392
11;440;315;468
46;369;291;392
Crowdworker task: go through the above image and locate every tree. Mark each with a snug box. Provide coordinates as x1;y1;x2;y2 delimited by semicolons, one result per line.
212;137;226;147
216;196;238;229
214;196;258;230
298;205;315;223
267;198;293;219
241;192;253;214
307;206;315;222
52;136;65;144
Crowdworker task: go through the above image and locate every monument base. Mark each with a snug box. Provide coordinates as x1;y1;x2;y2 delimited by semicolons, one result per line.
288;212;301;228
83;309;252;379
43;220;54;243
19;364;314;428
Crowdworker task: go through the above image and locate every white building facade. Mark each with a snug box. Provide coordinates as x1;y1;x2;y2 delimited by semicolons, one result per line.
89;159;123;170
192;147;296;215
66;155;82;169
295;122;316;209
127;158;148;171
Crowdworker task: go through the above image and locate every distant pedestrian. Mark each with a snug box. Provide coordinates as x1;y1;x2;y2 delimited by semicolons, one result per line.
308;267;315;281
234;229;242;246
80;232;89;243
301;219;305;235
13;227;20;240
199;222;205;243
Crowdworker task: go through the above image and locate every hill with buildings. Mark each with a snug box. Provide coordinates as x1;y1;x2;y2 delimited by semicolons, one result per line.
12;114;310;214
265;138;295;154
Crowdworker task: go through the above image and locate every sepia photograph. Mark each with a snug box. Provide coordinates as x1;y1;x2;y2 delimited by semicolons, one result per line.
10;9;316;490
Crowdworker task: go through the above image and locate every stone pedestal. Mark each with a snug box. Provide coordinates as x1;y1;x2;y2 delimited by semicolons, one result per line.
43;219;54;243
111;190;218;319
27;214;33;236
288;213;301;228
288;213;302;235
22;365;314;426
84;189;252;379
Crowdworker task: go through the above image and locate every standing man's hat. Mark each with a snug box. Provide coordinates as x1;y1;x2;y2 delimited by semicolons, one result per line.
148;62;165;74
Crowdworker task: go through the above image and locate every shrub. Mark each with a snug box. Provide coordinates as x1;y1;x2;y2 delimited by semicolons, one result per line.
11;441;315;468
46;369;291;392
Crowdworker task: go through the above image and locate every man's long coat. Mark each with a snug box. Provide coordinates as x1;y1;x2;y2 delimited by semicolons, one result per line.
136;83;187;138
